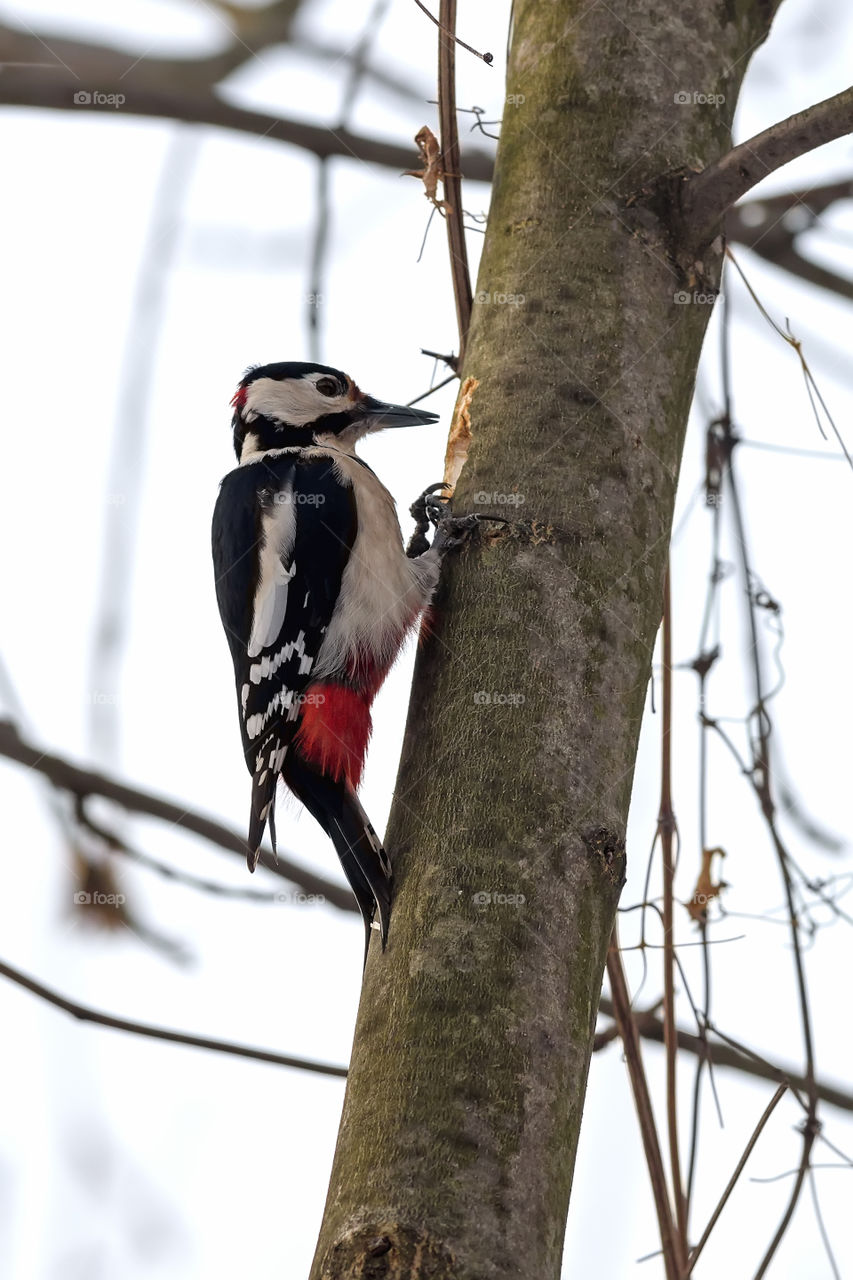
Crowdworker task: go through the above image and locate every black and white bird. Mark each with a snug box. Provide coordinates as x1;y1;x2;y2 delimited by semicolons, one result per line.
212;361;474;960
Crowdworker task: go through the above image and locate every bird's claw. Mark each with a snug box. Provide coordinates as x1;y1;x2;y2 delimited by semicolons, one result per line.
409;481;449;526
430;511;480;555
407;482;479;556
407;482;449;557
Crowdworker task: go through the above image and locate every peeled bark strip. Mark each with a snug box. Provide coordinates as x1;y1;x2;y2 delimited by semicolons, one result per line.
312;3;781;1277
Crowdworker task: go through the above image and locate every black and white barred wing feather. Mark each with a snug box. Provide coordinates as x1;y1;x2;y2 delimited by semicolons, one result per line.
212;455;357;867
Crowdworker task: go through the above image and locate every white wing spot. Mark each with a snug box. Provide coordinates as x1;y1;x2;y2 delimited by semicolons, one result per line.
246;682;306;739
248;632;307;684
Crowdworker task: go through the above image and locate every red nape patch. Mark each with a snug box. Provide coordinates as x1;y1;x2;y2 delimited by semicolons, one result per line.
294;683;372;788
230;385;248;410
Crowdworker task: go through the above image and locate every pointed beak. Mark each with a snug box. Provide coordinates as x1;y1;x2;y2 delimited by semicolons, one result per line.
358;395;439;431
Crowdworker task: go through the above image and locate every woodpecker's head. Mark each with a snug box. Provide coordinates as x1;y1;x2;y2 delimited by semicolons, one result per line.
230;361;438;461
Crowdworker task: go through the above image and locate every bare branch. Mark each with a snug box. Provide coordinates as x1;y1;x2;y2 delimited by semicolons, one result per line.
0;11;429;105
685;1085;787;1275
0;958;347;1078
659;565;689;1253
0;16;294;91
754;1126;818;1279
598;998;853;1114
76;797;306;904
716;289;822;1279
607;934;684;1280
0;51;493;179
727;183;853;301
88;129;199;764
294;35;429;104
684;85;853;248
437;0;474;363
0;719;357;912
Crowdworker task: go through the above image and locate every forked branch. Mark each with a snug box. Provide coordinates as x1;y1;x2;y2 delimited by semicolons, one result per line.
683;84;853;249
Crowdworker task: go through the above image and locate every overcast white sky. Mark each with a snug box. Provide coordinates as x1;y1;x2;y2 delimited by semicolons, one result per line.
1;1;853;1277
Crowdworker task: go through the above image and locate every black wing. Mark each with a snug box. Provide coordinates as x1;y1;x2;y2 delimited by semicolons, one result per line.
212;453;357;866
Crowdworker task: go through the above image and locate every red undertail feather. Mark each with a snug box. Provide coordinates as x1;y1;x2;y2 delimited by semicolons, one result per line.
294;682;372;787
418;606;437;645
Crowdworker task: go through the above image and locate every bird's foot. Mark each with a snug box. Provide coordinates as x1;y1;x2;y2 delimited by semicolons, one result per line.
426;497;480;556
406;482;450;557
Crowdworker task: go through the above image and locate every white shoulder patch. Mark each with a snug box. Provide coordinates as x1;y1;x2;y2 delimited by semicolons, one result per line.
248;484;297;658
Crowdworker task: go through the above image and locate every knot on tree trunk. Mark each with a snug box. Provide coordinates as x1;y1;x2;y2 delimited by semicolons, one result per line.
582;827;627;888
316;1221;458;1279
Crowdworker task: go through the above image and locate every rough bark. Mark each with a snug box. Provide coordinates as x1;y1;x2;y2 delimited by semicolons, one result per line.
311;3;780;1277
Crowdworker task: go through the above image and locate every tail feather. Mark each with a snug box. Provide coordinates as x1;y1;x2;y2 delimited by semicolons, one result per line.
247;735;284;871
283;753;391;962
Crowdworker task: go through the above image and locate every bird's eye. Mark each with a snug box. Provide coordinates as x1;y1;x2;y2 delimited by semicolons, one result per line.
316;377;340;397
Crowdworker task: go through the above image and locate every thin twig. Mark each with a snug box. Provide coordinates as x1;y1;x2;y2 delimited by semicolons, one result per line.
307;159;330;362
88;129;198;766
0;719;357;912
412;0;493;63
0;959;347;1078
420;347;459;371
407;372;457;406
808;1166;842;1280
716;289;822;1275
597;998;853;1113
76;800;307;905
437;0;474;365
685;1085;787;1275
607;932;684;1280
725;249;853;470
753;1130;817;1279
660;564;689;1254
305;0;392;360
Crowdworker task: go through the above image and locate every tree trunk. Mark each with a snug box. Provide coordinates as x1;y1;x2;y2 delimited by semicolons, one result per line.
311;2;779;1276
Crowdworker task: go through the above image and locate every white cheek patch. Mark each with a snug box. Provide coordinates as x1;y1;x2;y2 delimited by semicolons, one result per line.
245;375;352;426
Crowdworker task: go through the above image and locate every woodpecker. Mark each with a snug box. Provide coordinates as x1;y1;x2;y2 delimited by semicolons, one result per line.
212;361;474;960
